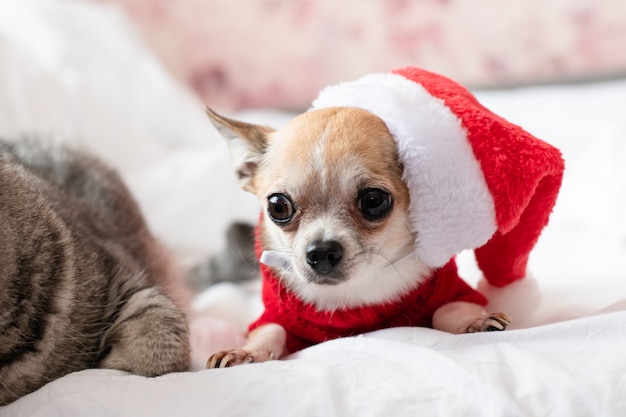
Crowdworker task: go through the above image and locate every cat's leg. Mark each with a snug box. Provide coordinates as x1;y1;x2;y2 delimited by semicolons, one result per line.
99;287;191;376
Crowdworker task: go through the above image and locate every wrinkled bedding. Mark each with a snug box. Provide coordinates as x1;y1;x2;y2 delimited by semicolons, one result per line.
8;312;626;417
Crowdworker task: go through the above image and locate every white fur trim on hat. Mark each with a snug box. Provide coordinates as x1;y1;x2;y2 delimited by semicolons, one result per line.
311;73;497;268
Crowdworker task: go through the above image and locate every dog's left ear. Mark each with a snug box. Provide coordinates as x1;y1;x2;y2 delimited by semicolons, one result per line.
206;107;274;193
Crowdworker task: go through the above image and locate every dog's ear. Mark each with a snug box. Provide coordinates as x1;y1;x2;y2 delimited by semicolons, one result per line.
206;107;274;193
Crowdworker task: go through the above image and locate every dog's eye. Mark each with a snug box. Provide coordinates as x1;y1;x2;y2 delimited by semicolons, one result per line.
358;188;393;220
267;193;295;224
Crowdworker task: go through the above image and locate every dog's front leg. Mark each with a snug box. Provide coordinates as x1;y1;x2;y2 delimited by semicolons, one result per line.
206;323;287;368
432;301;511;334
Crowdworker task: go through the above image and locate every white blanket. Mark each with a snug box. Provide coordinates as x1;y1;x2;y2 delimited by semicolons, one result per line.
1;1;626;416
7;310;626;417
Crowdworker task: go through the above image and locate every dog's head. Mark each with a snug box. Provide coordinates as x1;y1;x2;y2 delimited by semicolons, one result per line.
208;107;430;310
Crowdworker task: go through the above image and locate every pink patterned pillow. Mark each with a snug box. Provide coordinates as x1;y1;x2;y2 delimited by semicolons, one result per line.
103;0;626;109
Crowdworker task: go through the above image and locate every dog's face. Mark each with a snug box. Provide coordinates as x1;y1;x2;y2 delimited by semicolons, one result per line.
208;107;430;310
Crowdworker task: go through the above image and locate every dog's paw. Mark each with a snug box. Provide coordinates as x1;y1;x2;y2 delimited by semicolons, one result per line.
206;349;273;369
466;312;512;333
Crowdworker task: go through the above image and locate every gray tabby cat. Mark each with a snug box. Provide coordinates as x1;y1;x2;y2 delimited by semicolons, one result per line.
0;139;190;405
187;222;259;291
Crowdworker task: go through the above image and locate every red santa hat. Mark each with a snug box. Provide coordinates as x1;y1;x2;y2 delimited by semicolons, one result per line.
311;66;564;288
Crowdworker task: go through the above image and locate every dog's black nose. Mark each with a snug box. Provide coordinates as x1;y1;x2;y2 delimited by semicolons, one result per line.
305;240;343;275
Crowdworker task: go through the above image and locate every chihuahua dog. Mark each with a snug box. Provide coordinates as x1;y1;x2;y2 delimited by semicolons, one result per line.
205;106;510;368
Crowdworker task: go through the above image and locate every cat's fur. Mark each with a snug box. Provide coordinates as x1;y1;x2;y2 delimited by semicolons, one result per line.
0;139;190;405
187;222;259;291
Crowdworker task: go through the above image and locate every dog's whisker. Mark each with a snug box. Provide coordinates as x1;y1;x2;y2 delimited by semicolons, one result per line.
353;246;421;294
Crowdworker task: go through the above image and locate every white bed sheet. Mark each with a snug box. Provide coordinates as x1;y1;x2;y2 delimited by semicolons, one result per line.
1;1;626;416
7;311;626;417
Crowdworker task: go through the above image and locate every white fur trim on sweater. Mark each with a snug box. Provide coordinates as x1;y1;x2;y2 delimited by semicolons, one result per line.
311;73;497;267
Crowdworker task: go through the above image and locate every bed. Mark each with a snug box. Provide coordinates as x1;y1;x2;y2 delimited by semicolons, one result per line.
2;1;626;416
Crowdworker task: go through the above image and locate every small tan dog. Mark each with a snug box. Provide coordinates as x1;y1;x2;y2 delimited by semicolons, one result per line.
205;106;511;368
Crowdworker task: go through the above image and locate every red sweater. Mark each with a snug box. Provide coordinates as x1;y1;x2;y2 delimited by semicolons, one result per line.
249;242;487;353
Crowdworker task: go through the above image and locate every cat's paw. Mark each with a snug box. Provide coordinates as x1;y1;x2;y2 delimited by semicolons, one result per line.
466;313;511;333
206;349;274;369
